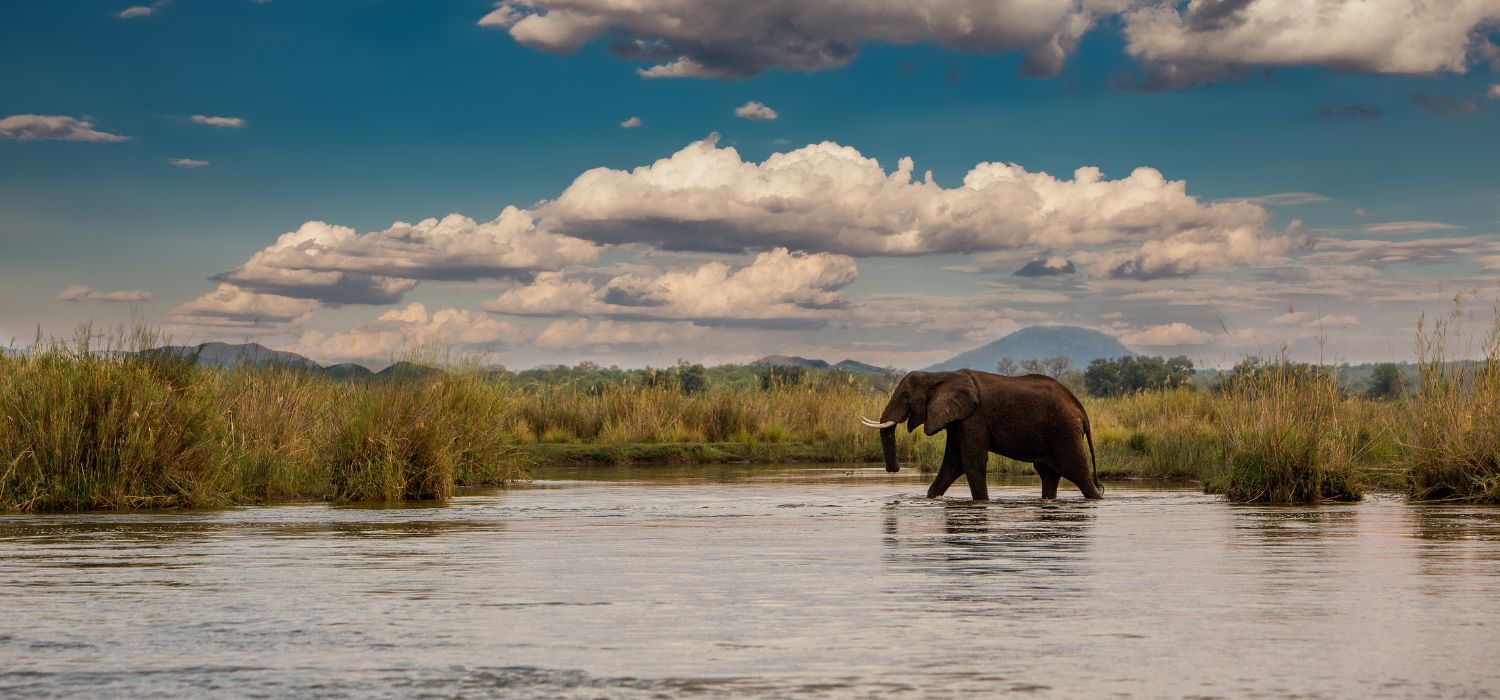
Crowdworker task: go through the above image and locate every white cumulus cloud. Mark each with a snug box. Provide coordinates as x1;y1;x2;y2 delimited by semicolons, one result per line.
213;209;600;305
1121;0;1500;88
0;115;127;142
485;247;858;327
294;304;517;362
538;135;1293;279
620;116;641;128
1118;322;1213;347
478;0;1126;79
190;115;246;128
169;284;319;330
734;101;779;120
168;158;209;168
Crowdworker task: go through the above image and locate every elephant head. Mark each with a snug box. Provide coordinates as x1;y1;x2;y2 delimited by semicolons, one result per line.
862;371;979;473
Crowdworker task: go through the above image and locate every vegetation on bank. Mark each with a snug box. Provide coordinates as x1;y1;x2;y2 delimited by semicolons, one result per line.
3;310;1499;510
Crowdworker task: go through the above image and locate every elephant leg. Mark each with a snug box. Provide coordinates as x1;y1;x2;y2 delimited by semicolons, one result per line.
927;431;965;498
1054;440;1103;499
1033;463;1061;499
959;429;990;501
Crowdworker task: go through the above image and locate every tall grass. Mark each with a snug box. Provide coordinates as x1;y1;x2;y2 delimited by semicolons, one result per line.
1205;360;1362;504
0;328;527;511
1403;305;1500;503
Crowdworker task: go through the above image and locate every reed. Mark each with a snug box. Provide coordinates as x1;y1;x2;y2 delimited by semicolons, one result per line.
1403;305;1500;503
1205;359;1362;503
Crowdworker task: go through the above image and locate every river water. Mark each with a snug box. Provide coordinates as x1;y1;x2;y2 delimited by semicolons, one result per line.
3;464;1499;698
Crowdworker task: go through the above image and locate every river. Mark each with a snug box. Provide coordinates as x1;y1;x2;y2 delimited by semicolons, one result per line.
3;464;1498;698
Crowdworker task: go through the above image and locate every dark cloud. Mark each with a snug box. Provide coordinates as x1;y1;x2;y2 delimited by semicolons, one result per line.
1185;0;1257;32
1013;259;1076;277
1409;93;1479;116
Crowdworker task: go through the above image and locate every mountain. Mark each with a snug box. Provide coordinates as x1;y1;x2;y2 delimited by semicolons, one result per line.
153;342;320;369
924;326;1136;372
751;355;888;375
376;361;443;381
322;363;376;380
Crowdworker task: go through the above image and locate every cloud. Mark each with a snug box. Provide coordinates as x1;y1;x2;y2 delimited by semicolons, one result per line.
537;135;1293;279
1361;220;1462;236
485;247;858;328
168;158;209;168
118;5;156;19
1118;322;1213;347
1410;92;1480;115
734;101;779;121
1490;84;1500;99
1122;0;1500;88
55;285;154;303
213;210;600;305
294;304;517;362
1318;104;1383;119
169;284;319;330
620;116;641;128
479;0;1500;87
0;115;127;142
190;115;245;128
1238;192;1331;206
478;0;1121;79
1013;257;1076;277
1309;235;1500;268
534;319;708;349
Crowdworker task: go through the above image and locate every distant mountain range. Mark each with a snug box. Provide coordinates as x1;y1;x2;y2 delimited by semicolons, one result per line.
924;326;1136;372
750;355;891;375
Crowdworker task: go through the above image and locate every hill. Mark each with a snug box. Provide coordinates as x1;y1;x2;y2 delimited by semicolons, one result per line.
925;326;1136;372
751;355;888;375
154;342;320;369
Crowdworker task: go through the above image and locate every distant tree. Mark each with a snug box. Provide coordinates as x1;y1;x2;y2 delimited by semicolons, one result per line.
1057;369;1087;396
1085;355;1196;397
1366;363;1409;400
995;357;1019;375
1021;357;1047;375
758;365;806;390
676;360;707;396
1043;355;1073;378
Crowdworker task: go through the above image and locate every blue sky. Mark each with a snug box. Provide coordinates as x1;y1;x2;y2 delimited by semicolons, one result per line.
3;1;1498;368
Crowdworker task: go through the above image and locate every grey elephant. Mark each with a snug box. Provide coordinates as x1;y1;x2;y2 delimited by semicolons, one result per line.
862;369;1102;500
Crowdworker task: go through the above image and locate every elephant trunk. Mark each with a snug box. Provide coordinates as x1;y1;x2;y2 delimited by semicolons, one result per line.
881;425;899;473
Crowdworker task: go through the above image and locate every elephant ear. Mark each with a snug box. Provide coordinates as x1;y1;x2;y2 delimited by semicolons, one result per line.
924;371;979;436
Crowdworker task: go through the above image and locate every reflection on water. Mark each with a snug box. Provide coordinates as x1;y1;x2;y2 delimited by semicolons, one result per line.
2;465;1499;698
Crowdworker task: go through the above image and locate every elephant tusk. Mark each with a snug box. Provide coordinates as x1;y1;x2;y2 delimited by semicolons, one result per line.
860;416;897;429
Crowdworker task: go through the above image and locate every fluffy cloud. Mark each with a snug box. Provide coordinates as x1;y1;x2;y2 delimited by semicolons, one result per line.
294;304;517;362
0;115;127;142
168;158;209;168
190;115;245;128
478;0;1125;79
734;101;779;120
55;285;154;303
480;0;1500;86
485;247;858;327
1490;84;1500;99
1118;322;1213;347
538;136;1291;279
213;209;599;305
620;116;641;128
1122;0;1500;88
534;319;709;349
169;284;319;329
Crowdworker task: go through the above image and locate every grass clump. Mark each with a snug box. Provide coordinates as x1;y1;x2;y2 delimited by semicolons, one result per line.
1206;359;1362;504
0;327;232;511
1403;305;1500;503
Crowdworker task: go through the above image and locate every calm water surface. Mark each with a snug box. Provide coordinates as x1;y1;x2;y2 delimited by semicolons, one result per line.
3;465;1500;698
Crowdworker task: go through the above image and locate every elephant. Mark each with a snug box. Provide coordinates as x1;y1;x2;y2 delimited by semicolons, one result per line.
862;369;1102;500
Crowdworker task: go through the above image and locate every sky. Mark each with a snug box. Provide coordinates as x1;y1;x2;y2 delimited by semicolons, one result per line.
2;1;1498;370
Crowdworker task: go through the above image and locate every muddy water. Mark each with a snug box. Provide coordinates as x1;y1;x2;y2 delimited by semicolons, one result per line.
3;465;1499;698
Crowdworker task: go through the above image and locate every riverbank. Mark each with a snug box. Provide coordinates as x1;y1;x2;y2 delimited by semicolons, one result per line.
3;322;1497;510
